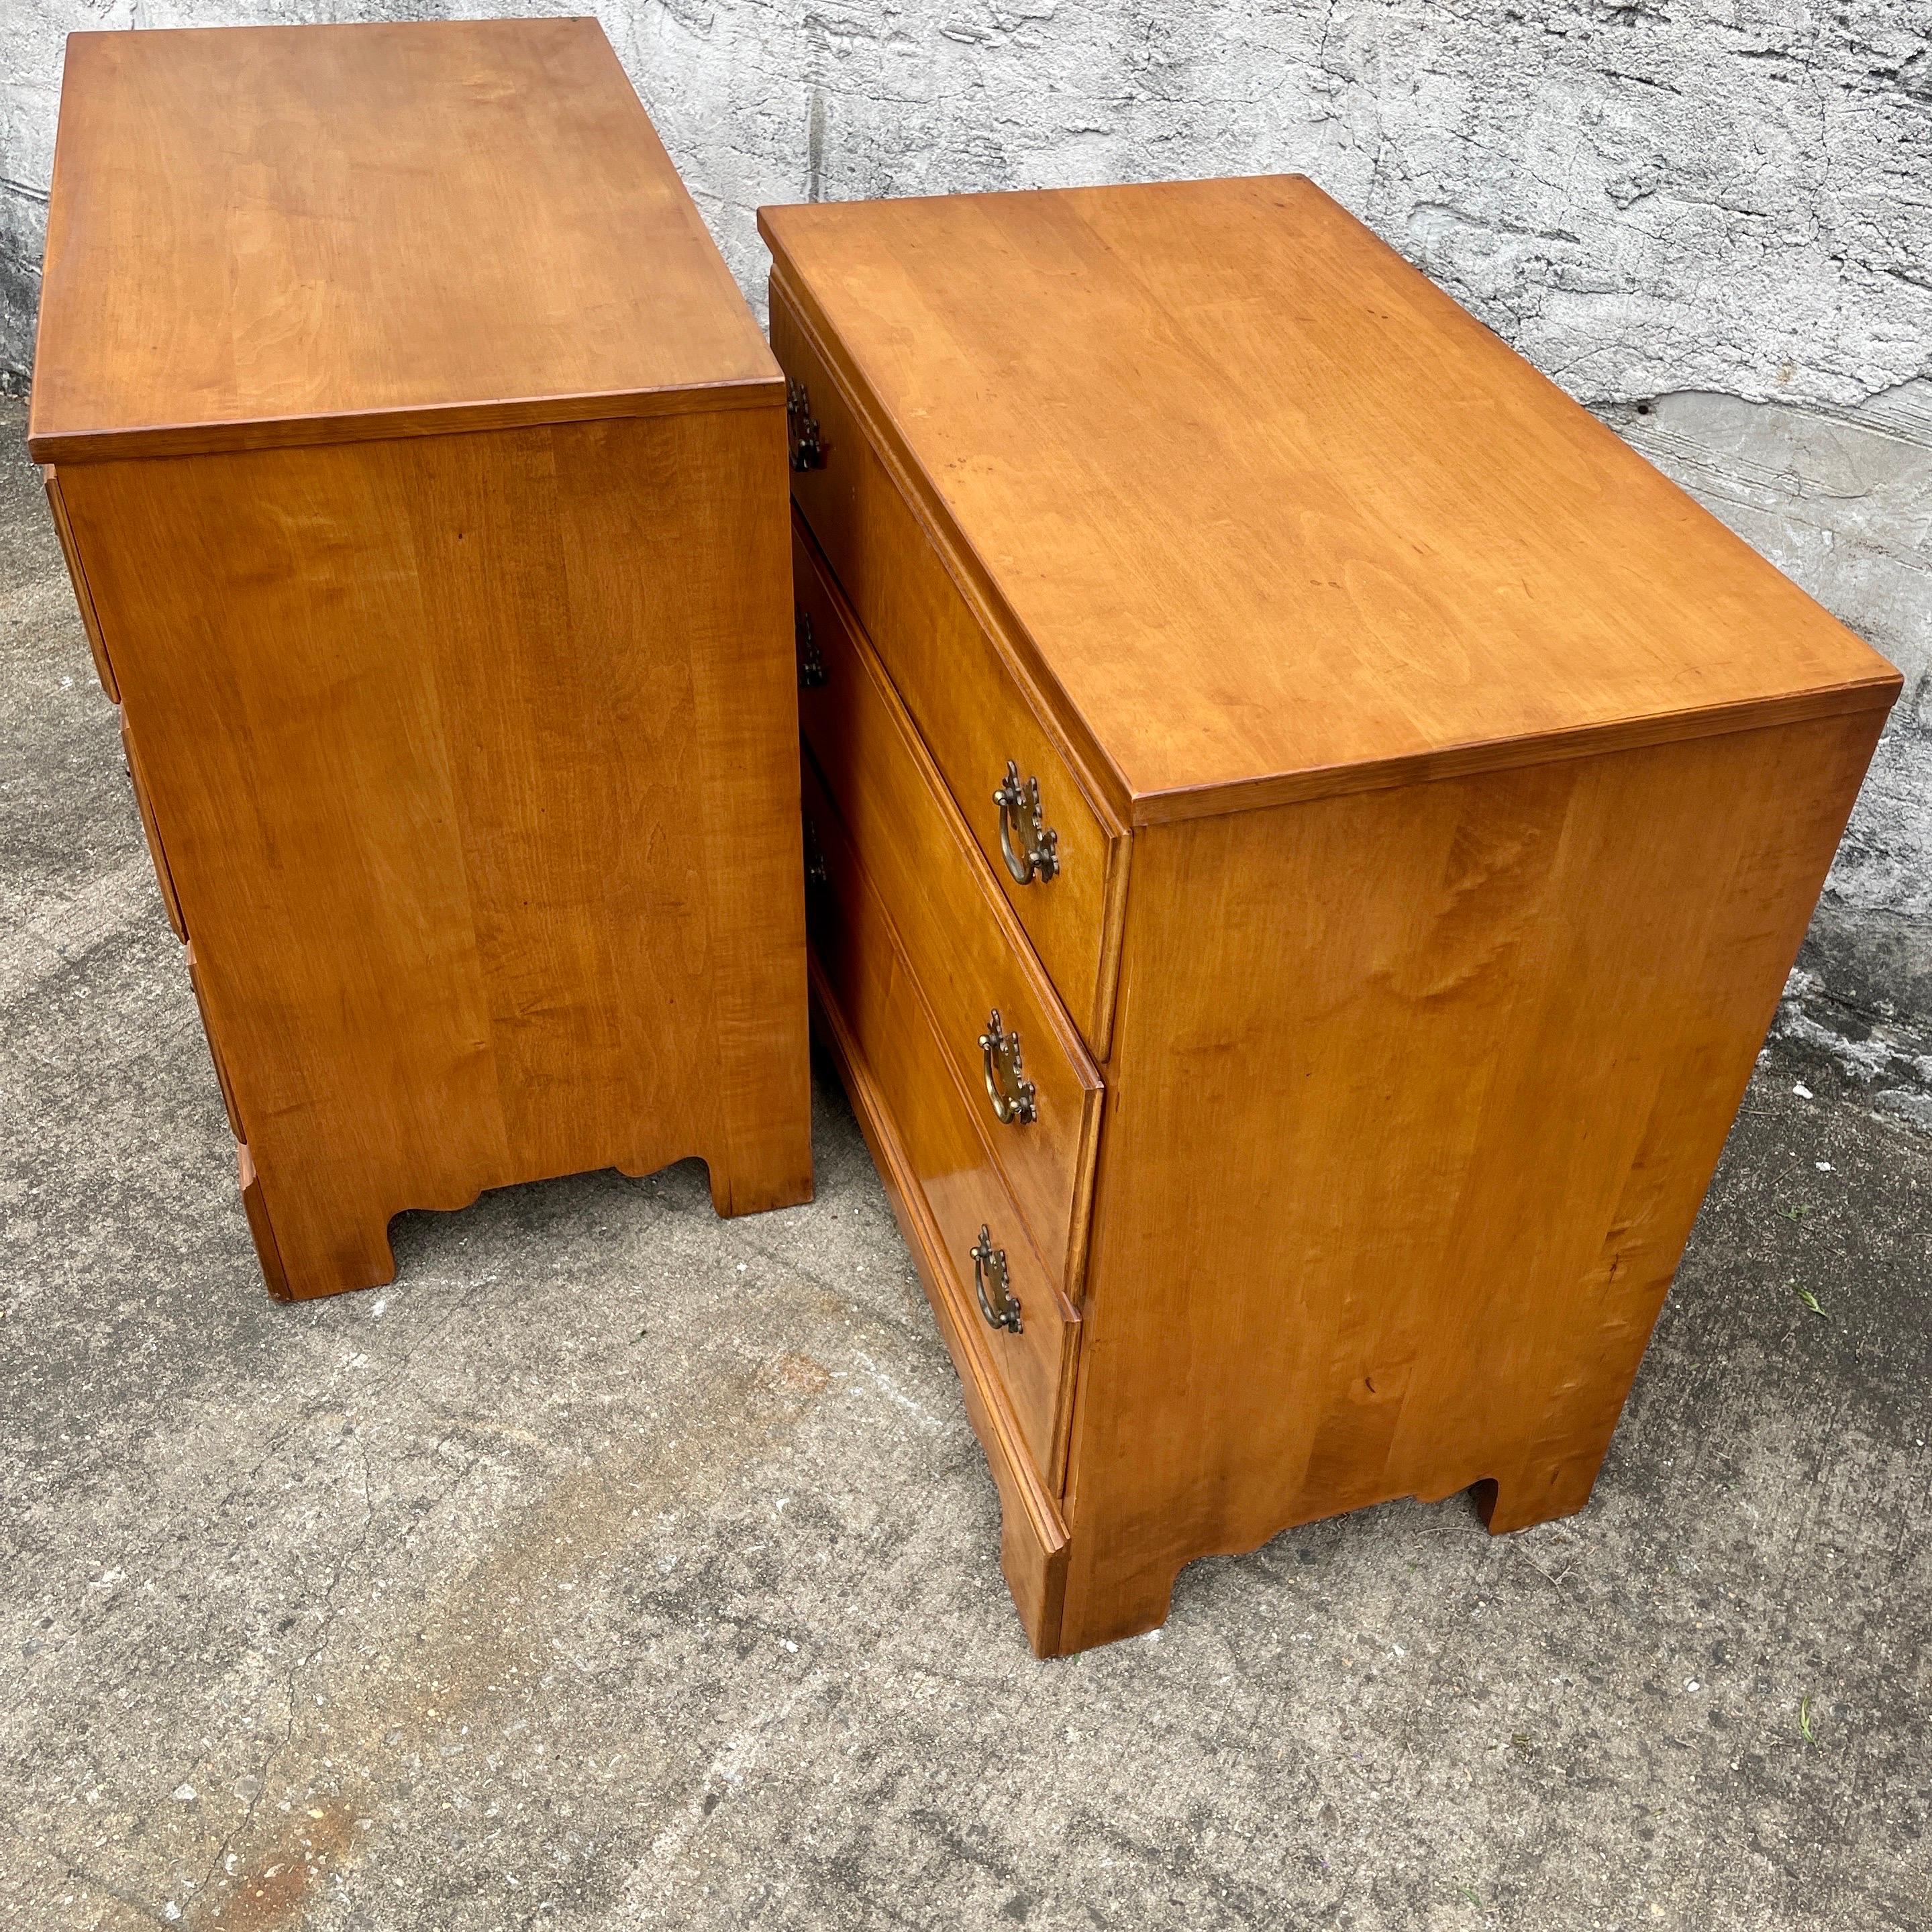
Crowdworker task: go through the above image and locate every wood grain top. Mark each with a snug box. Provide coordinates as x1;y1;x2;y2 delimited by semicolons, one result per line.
30;18;778;464
760;178;1902;823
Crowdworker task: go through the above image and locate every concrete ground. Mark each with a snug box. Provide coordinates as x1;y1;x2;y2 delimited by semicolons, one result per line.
2;398;1927;1932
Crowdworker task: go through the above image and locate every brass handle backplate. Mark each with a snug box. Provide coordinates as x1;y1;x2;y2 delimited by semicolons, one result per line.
787;380;825;472
795;606;826;689
978;1009;1037;1125
993;760;1060;886
970;1225;1023;1333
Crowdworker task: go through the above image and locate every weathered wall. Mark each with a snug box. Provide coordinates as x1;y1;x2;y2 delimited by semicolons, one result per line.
9;1;1929;406
1611;384;1931;1111
2;1;1927;1062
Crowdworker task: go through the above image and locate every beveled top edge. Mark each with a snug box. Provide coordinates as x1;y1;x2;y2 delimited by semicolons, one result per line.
26;376;785;467
760;179;1901;817
34;17;777;462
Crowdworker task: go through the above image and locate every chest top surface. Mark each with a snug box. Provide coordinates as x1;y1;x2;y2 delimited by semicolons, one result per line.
30;18;776;464
760;177;1900;823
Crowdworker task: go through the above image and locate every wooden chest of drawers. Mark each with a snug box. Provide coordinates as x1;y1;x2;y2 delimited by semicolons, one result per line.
32;19;811;1299
762;178;1902;1655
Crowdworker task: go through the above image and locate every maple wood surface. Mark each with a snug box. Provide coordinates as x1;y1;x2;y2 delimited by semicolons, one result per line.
118;715;184;942
38;19;809;1301
60;409;811;1299
776;298;1126;1053
771;174;1900;1655
809;957;1072;1650
760;179;1900;825
30;17;777;463
803;756;1078;1488
1054;710;1885;1650
42;470;115;698
795;525;1103;1291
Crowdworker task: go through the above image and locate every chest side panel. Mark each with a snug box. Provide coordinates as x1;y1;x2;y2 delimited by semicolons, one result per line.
56;408;804;1294
1057;711;1886;1649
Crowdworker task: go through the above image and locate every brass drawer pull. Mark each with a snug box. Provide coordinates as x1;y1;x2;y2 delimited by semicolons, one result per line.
787;380;825;472
978;1009;1037;1125
993;760;1060;885
795;606;826;689
802;811;829;889
970;1225;1023;1333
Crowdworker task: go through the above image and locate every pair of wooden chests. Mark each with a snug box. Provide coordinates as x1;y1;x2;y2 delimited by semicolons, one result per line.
33;19;1900;1654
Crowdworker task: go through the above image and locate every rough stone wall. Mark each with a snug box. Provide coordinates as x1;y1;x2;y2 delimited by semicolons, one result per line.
1609;383;1932;1125
21;0;1926;411
2;1;1926;1048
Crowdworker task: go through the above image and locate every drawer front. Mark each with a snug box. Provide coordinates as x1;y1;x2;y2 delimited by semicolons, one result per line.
796;529;1102;1292
774;284;1118;1055
236;1140;292;1299
42;467;119;702
185;940;246;1143
121;715;187;942
803;756;1076;1486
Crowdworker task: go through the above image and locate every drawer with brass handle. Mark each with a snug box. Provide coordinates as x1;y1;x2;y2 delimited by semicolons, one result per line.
786;378;826;473
802;752;1077;1486
993;762;1059;886
772;295;1123;1056
762;178;1904;1663
970;1224;1024;1332
794;524;1104;1291
978;1009;1037;1125
794;605;827;690
801;809;830;891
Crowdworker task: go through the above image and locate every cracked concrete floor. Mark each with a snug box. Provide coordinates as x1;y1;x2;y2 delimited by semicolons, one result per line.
2;399;1929;1932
